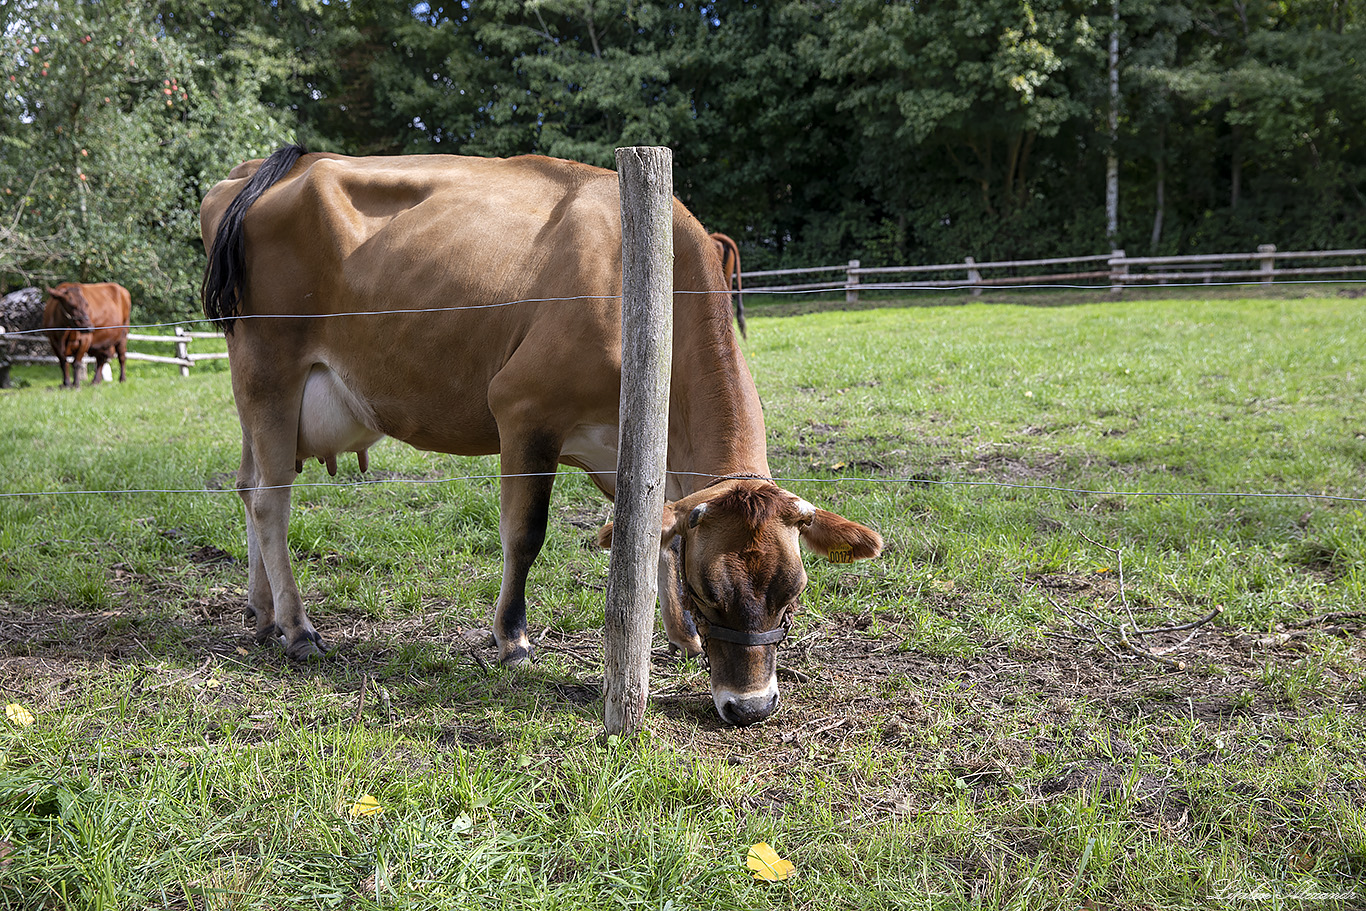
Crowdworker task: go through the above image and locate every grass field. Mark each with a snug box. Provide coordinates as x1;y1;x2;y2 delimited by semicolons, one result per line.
1;290;1364;910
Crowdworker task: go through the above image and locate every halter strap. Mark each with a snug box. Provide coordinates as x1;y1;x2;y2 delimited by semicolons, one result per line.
677;531;788;649
699;471;772;490
703;623;788;647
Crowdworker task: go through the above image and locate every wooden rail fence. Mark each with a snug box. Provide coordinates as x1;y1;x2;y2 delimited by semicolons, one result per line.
4;244;1363;382
740;245;1366;301
0;326;227;378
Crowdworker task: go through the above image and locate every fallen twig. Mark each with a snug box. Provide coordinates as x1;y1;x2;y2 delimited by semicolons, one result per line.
1283;610;1366;629
1045;534;1225;670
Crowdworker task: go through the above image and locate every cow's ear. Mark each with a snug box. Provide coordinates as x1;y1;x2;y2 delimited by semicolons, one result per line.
798;509;883;563
45;287;58;296
595;502;690;550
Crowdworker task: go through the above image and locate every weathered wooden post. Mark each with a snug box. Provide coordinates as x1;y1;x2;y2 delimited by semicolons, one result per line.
846;260;860;304
966;256;982;298
0;326;9;389
1108;248;1127;299
175;326;191;377
1257;244;1277;285
604;146;674;736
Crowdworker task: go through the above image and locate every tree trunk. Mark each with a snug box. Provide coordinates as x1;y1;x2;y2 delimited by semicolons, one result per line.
1150;121;1166;252
1230;123;1242;209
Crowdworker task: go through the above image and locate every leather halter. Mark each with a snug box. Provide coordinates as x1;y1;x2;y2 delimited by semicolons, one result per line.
676;473;791;648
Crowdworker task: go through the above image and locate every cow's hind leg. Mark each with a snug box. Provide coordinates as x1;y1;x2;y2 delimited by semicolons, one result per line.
492;432;560;666
90;349;109;385
237;438;279;644
238;423;326;660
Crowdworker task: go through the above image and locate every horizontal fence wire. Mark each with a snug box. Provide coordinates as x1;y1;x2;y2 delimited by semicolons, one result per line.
3;276;1365;340
1;470;1363;505
5;276;1364;505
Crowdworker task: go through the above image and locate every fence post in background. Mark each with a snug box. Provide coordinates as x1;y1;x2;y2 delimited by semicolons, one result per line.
1108;249;1127;298
966;256;982;297
846;260;860;304
1257;244;1277;285
604;145;674;737
0;326;9;389
174;326;191;377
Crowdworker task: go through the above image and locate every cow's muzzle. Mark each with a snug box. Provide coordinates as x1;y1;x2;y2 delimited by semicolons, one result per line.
714;685;779;726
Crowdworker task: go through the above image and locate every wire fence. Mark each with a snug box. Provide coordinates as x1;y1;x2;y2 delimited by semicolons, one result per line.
3;275;1364;507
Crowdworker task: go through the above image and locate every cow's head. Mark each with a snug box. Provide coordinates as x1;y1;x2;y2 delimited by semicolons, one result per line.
46;286;93;329
603;478;882;726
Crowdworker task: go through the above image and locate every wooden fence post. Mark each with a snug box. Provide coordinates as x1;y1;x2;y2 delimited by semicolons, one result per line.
175;326;191;377
1108;249;1127;298
966;256;981;297
1257;244;1277;284
604;146;674;736
845;260;860;304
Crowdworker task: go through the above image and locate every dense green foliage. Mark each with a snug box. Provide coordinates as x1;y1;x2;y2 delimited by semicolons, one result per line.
4;1;1365;320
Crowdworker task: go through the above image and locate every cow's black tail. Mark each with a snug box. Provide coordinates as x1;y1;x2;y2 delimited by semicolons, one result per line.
201;144;307;332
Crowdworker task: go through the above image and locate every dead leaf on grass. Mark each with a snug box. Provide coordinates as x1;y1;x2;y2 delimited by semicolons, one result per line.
746;842;795;881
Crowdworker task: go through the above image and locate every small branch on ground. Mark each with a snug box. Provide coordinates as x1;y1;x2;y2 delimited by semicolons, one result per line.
1044;534;1225;670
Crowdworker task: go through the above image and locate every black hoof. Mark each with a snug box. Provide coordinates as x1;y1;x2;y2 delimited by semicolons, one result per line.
499;644;534;667
286;633;326;661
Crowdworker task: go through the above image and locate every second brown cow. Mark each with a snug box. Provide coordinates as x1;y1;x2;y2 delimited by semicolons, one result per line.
42;282;131;387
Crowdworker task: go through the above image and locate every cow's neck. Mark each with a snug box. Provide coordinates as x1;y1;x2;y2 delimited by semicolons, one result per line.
665;304;770;499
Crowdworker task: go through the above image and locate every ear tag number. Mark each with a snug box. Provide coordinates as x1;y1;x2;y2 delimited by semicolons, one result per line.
828;545;852;564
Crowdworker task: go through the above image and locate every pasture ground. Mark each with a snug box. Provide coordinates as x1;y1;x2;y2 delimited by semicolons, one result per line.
1;290;1364;910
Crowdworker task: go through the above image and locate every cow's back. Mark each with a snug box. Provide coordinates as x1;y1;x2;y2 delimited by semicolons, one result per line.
200;152;722;455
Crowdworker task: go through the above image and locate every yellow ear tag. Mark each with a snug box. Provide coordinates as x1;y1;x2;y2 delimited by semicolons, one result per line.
746;842;795;881
827;544;853;564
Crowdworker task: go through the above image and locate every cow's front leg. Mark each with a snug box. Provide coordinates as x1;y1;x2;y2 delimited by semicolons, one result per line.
69;337;91;388
659;537;703;657
492;438;559;666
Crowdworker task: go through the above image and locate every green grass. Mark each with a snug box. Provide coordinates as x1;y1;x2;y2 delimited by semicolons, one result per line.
1;292;1364;909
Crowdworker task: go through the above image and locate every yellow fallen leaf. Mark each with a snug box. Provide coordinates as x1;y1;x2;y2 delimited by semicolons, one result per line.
4;703;34;727
746;842;794;881
349;795;384;817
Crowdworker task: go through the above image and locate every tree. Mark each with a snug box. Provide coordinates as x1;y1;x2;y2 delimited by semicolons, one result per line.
1;0;296;320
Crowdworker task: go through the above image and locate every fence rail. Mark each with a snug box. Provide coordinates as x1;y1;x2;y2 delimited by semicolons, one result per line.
741;245;1366;301
4;244;1365;383
0;326;226;379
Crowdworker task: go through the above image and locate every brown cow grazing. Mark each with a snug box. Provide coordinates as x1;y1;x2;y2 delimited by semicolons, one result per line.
709;232;745;338
200;145;881;726
42;282;131;387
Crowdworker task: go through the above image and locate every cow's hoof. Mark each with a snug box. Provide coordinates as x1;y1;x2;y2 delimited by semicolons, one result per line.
286;633;327;661
254;623;285;646
499;644;534;667
668;636;704;659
